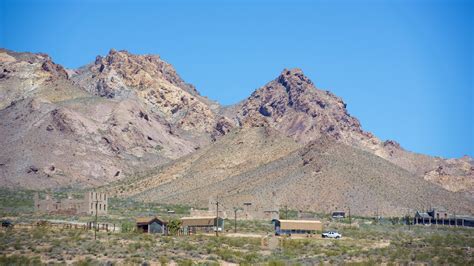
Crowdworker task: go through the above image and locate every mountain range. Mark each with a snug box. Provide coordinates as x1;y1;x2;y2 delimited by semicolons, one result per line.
0;48;472;215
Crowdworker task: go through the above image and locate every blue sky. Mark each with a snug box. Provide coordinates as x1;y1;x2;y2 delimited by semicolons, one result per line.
1;0;472;158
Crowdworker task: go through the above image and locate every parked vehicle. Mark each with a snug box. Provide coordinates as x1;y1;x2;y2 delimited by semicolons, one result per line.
1;220;13;228
332;211;346;219
322;231;341;239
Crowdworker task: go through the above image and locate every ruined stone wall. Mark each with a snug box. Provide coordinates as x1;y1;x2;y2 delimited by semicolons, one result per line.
85;192;108;215
34;192;108;216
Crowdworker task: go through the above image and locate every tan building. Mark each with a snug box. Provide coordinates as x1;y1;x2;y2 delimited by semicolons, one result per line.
273;219;323;235
34;191;108;216
181;216;224;234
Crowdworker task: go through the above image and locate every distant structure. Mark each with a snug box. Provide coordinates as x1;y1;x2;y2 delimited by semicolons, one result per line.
414;207;474;227
197;192;280;220
181;216;224;235
273;219;323;236
136;217;167;234
34;191;108;216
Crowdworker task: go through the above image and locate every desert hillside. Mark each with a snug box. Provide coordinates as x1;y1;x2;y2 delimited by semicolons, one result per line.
0;48;472;215
0;49;224;188
232;68;474;193
111;128;473;216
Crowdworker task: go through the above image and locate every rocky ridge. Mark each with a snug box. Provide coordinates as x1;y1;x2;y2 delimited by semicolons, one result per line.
0;49;221;188
0;48;472;213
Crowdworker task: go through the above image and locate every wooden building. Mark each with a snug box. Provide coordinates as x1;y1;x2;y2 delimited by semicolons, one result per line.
273;219;323;236
136;217;167;234
414;209;474;227
180;216;224;234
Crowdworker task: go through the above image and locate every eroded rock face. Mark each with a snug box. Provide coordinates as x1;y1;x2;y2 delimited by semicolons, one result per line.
73;49;220;133
0;49;87;110
237;68;374;147
423;157;474;193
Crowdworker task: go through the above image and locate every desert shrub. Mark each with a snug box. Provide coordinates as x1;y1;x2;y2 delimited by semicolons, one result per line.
198;261;219;266
0;254;42;265
159;255;169;265
267;260;285;266
120;221;135;233
216;247;239;262
243;252;259;263
177;259;193;266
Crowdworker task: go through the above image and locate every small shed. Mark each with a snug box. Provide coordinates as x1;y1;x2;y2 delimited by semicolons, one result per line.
273;219;322;235
180;216;224;234
136;217;167;234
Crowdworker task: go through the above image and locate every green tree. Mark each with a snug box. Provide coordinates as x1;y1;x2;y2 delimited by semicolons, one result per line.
167;219;182;235
121;221;135;233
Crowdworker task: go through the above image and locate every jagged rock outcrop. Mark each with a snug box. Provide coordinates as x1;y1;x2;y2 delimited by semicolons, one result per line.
236;68;372;147
72;49;221;134
0;49;89;110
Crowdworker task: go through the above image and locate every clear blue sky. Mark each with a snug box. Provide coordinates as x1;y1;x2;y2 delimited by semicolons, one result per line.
1;0;472;158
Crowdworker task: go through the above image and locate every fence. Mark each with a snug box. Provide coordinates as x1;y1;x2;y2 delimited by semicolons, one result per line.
5;221;118;232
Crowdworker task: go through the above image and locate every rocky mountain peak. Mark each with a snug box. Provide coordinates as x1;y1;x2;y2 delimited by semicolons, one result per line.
73;50;220;134
0;49;83;110
87;48;196;96
237;68;366;145
277;68;314;90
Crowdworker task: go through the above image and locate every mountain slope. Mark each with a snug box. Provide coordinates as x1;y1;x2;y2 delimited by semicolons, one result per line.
110;129;473;216
0;48;471;200
233;68;474;193
107;126;301;197
0;49;217;188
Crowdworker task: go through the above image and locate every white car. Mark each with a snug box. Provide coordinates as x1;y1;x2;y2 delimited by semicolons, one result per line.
322;231;342;239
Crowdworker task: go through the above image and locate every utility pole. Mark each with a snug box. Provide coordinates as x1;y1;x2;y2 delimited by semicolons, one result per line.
91;190;100;241
215;196;219;237
454;211;456;227
233;207;241;233
407;208;411;230
94;200;98;240
243;202;252;220
375;207;380;224
348;207;352;226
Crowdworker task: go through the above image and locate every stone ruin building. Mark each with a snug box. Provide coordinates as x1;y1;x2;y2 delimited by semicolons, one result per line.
34;191;108;216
